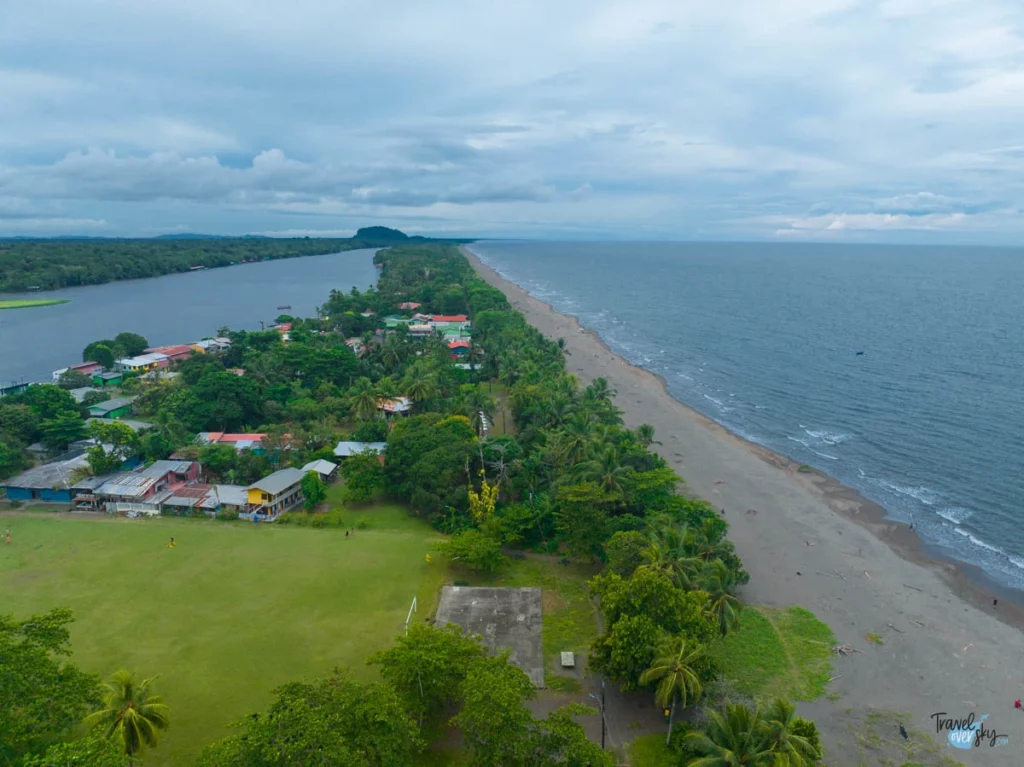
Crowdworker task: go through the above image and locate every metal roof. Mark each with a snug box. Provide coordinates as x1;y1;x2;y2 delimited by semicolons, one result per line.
139;459;195;478
95;473;159;498
88;397;133;414
247;468;305;496
333;441;387;457
214;484;248;507
2;454;91;490
301;459;338;475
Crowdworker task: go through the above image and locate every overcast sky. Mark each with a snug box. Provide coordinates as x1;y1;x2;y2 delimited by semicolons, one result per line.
3;0;1024;242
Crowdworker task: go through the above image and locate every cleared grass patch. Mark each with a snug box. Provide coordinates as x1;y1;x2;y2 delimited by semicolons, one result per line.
0;298;68;309
627;733;677;767
0;507;445;766
710;605;835;701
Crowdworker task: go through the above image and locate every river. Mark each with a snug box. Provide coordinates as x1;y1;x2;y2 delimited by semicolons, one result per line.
0;248;380;383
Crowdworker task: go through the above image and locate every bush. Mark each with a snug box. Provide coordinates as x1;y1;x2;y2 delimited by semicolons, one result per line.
218;508;240;521
791;717;822;759
435;530;505;572
352;418;388;442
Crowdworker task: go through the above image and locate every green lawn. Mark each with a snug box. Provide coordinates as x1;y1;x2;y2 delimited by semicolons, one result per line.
0;298;69;309
627;733;677;767
0;507;446;766
709;605;835;701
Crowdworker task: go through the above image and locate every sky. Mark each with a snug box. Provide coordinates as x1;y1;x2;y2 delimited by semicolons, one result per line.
2;0;1024;242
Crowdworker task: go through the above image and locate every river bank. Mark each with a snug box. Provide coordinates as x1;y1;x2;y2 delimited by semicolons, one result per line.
464;245;1024;765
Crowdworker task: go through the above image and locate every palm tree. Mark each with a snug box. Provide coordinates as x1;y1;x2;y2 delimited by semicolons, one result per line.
87;670;170;761
375;375;400;401
555;411;596;465
380;338;403;371
760;698;821;766
685;701;771;766
586;376;616;403
698;559;743;635
575;444;630;496
639;633;705;746
635;423;660;448
556;337;571;356
348;377;378;422
404;372;439;409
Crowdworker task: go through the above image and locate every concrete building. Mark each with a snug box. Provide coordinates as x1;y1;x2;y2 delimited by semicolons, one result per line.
246;468;305;519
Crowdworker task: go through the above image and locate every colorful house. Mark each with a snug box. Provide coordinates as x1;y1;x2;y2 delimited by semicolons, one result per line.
430;314;469;327
116;353;168;374
246;468;305;518
92;371;123;387
52;361;104;382
448;340;471;358
87;397;134;419
398;302;421;310
1;454;92;503
145;344;194;362
196;432;268;453
377;396;413;416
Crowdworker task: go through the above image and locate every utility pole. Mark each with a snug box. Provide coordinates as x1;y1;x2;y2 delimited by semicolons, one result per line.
589;680;607;750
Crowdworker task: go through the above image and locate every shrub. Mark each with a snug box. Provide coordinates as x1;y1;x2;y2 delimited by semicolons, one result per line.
791;716;822;758
435;530;505;572
218;507;240;521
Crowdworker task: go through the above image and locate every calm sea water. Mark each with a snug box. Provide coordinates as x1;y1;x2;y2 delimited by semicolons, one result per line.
470;241;1024;591
0;248;380;383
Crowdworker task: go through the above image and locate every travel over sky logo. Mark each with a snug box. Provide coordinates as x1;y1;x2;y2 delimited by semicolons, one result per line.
931;712;1009;749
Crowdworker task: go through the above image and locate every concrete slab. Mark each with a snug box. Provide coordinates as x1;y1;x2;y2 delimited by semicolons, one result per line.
435;586;544;687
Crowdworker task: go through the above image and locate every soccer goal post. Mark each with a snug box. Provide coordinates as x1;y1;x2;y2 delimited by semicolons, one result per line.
405;596;418;634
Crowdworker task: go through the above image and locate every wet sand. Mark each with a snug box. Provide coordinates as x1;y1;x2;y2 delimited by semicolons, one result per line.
465;245;1024;765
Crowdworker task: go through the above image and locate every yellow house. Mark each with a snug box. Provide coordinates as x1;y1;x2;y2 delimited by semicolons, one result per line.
246;468;305;518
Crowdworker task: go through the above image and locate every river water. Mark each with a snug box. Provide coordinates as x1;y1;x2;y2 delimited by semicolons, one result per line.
0;248;380;383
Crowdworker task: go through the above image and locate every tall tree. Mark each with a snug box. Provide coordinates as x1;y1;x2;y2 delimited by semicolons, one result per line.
300;470;327;511
684;701;771;767
348;377;378;422
369;623;486;726
698;559;743;636
86;670;170;761
194;669;421;767
639;633;705;746
0;609;101;766
759;698;821;766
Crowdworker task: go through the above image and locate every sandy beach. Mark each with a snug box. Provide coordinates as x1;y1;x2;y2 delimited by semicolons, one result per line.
465;245;1024;765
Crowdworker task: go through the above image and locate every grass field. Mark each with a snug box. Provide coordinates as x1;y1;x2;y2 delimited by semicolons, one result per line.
709;605;835;701
0;507;446;766
0;298;69;310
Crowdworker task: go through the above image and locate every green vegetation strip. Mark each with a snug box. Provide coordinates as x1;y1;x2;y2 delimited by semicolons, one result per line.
710;605;835;701
0;298;68;309
627;733;677;767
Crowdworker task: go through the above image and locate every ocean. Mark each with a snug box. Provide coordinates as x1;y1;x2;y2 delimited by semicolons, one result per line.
469;241;1024;592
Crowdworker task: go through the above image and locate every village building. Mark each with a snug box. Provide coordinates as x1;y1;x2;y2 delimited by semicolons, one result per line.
448;340;471;358
408;323;433;338
1;454;94;503
52;361;104;382
333;441;387;458
190;338;231;354
196;432;268;453
378;396;413;416
68;386;101;403
398;301;421;310
345;337;366;356
87;397;134;419
116;352;169;374
92;371;124;387
245;468;305;519
301;459;339;482
145;344;193;362
430;314;469;328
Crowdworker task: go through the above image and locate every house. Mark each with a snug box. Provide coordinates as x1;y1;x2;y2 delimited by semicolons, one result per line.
150;484;218;515
140;369;179;381
145;345;193;362
412;313;432;322
1;454;92;503
196;432;268;453
52;361;104;382
301;459;339;482
226;368;246;376
116;353;168;373
93;473;162;503
378;397;413;416
408;323;433;338
92;371;123;387
0;381;32;398
398;302;421;311
87;417;152;432
190;338;231;354
139;459;201;486
360;310;376;318
68;386;101;403
214;484;249;513
246;468;305;519
333;441;387;458
448;340;471;358
87;397;134;419
430;314;469;328
345;337;366;356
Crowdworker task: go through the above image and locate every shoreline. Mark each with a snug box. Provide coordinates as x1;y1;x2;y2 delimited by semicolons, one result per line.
464;244;1024;764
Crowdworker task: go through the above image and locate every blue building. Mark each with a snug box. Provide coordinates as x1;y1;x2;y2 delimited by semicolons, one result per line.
2;454;95;503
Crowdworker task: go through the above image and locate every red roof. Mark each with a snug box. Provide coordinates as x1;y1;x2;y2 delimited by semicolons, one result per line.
71;361;103;372
431;315;468;323
276;323;292;332
448;340;471;349
208;432;268;443
398;302;422;310
147;344;193;357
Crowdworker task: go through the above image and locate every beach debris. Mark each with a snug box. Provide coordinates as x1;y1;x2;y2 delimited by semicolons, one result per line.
805;540;815;546
898;723;909;740
910;619;924;627
746;508;759;515
902;583;923;592
832;643;859;656
714;479;725;484
816;570;847;581
863;570;870;578
962;642;975;653
796;571;802;576
886;622;904;634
